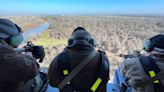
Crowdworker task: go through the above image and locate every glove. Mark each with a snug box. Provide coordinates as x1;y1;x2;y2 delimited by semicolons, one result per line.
32;46;45;63
24;52;33;57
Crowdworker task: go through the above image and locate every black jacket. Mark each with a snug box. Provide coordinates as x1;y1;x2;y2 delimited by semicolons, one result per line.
0;43;39;92
48;41;109;92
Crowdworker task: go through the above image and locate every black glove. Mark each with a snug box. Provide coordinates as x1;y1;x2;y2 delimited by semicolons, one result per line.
32;46;45;63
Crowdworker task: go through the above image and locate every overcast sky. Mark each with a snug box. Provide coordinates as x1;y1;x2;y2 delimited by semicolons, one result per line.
0;0;164;15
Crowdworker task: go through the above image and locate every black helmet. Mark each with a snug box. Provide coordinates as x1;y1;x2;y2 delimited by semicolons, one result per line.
0;18;23;47
143;34;164;53
68;27;96;47
71;27;92;40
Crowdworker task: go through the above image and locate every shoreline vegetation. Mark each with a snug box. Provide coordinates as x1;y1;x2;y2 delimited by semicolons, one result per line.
31;29;67;48
0;16;46;31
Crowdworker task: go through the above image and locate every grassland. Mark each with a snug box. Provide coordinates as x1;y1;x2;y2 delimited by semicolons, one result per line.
32;29;67;48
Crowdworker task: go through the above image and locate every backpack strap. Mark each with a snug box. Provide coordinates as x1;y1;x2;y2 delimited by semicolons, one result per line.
58;48;90;79
138;56;164;91
57;50;97;89
134;71;164;87
90;50;109;92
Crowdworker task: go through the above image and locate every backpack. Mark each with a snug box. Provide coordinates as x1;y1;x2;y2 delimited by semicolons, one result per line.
120;56;164;92
57;49;109;92
138;56;164;92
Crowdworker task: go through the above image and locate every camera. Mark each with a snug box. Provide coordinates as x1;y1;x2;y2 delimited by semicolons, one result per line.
14;41;45;63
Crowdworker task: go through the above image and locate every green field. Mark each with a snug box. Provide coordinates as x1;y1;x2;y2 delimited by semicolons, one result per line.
33;30;67;48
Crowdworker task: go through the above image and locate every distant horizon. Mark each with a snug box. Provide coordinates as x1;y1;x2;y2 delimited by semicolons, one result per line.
1;13;164;17
1;14;164;18
43;13;164;16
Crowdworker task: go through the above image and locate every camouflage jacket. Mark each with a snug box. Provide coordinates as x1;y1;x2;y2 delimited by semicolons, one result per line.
119;55;164;92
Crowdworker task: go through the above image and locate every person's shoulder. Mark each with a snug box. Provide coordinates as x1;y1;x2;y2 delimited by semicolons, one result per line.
58;48;69;57
0;44;21;60
97;50;107;57
119;57;141;76
98;50;106;53
123;57;139;63
51;48;68;61
120;57;140;69
0;43;15;52
97;50;107;56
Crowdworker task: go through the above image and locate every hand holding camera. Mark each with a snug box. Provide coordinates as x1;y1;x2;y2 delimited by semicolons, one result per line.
32;46;45;63
15;41;45;63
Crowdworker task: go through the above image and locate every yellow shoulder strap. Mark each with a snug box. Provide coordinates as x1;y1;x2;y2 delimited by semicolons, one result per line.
90;77;102;92
149;71;159;83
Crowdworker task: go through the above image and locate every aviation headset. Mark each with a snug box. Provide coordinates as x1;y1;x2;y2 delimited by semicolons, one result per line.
143;34;164;52
68;37;96;47
68;27;96;47
6;24;23;47
143;39;154;52
0;23;23;48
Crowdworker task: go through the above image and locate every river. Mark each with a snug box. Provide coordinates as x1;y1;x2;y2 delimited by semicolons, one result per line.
22;22;50;41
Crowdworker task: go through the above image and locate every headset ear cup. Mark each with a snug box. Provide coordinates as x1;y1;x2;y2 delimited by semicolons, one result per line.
8;34;23;47
143;39;153;52
89;38;96;47
68;38;74;46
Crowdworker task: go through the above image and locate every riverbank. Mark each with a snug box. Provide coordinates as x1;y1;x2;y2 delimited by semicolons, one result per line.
31;29;67;48
0;16;46;31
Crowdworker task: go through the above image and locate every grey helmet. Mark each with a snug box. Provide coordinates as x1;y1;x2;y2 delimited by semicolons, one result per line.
0;18;23;47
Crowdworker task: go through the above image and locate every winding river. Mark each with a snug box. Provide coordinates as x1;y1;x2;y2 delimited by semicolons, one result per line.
22;22;50;41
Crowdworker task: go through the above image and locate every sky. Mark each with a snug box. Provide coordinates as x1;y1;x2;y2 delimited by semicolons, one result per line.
0;0;164;16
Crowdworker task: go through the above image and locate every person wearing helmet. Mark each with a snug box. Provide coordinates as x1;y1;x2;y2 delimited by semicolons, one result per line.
119;34;164;92
0;18;41;92
48;27;110;92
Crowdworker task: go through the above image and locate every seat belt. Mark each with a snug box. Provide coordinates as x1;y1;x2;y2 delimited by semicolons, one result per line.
136;56;164;91
57;50;97;89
